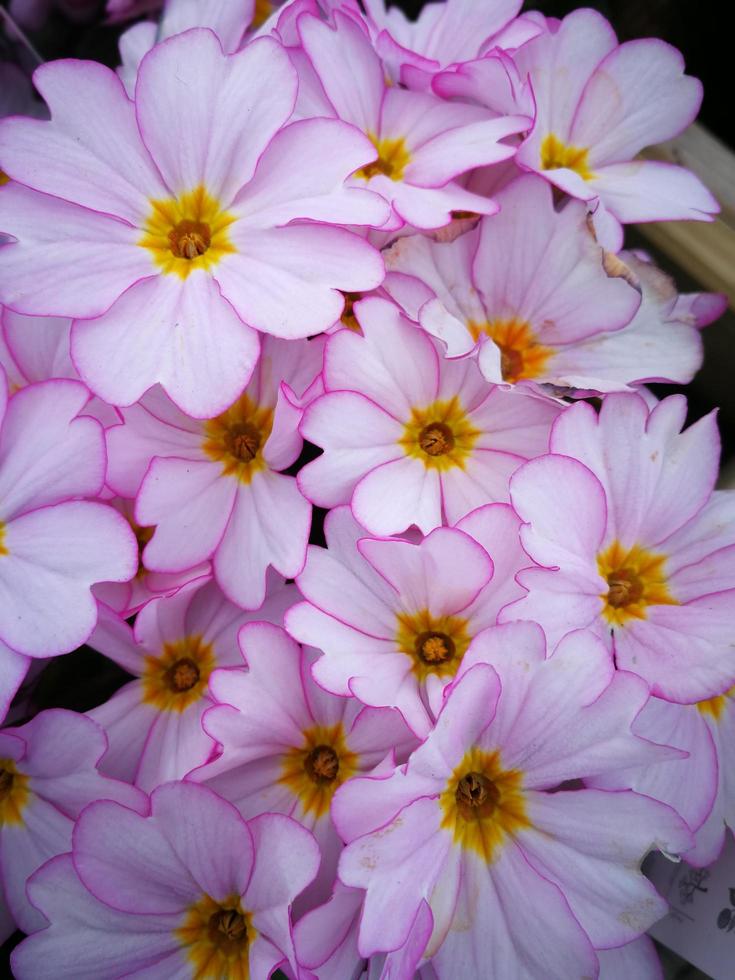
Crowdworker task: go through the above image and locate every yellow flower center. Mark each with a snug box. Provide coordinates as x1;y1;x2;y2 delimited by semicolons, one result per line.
278;723;358;820
252;0;274;29
598;541;678;627
400;397;480;472
540;133;594;180
440;747;529;861
139;185;236;279
0;171;9;186
698;686;735;721
0;520;7;556
141;635;215;713
0;759;30;826
202;394;274;485
468;318;552;383
396;608;471;681
177;893;255;979
357;134;411;182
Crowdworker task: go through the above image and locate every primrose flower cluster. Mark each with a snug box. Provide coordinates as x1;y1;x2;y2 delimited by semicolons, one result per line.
0;0;732;977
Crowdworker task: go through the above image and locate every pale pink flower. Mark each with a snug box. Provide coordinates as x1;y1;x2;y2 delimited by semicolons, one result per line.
299;296;560;534
512;9;718;248
286;504;530;736
296;10;530;231
0;710;146;938
106;335;322;609
383;175;647;392
361;0;539;90
0;369;136;718
334;623;689;975
0;28;386;417
503;393;735;702
87;575;295;791
191;621;416;910
12;781;320;979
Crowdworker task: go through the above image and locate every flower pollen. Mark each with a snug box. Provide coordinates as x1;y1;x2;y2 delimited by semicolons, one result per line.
358;134;411;182
400;397;480;472
440;747;529;861
0;758;30;826
0;520;7;556
279;723;357;819
202;394;274;484
698;686;734;721
540;133;594;180
140;185;235;279
142;635;215;713
598;541;678;627
468;318;552;383
177;893;254;979
396;609;470;681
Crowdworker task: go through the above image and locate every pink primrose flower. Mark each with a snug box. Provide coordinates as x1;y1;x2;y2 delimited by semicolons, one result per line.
0;28;386;417
0;710;146;938
0;369;137;717
87;574;296;791
503;393;735;703
192;621;416;911
12;781;320;979
286;503;531;736
512;9;718;248
334;623;690;975
298;296;561;534
296;10;531;231
105;335;322;609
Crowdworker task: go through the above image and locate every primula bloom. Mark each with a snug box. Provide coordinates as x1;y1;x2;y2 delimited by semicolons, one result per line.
334;623;690;976
0;28;386;417
512;9;718;247
591;685;735;868
192;622;416;908
299;296;560;534
0;369;136;717
503;393;735;703
87;575;295;791
286;504;530;736
106;336;322;609
297;11;530;231
0;710;146;938
361;0;538;89
12;781;319;980
383;175;642;390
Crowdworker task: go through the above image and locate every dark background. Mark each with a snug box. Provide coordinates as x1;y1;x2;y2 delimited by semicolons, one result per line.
0;1;731;974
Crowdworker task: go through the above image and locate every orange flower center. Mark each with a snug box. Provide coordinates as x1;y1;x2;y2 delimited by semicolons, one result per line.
177;893;255;978
0;759;30;826
279;723;357;820
400;397;480;472
202;394;273;485
468;318;552;383
598;541;677;627
540;133;594;180
141;635;215;713
357;134;411;182
396;609;471;681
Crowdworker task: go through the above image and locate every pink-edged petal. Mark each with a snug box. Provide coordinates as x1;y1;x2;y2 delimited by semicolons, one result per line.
509;453;607;571
352;455;443;536
136;30;297;202
500;565;605;649
590;160;718;224
135;704;216;791
136;457;236;573
359;527;493;617
432;843;597;978
0;380;104;520
0;640;29;721
237;118;390;228
0;502;136;657
572;40;703;165
214;472;310;609
298;391;403;509
293;882;363;975
217;225;384;340
520;788;692;947
299;11;383;133
73;798;198;914
0;59;166;223
597;936;662;980
87;684;158;784
324;296;439;417
73;274;259;418
0;184;149;318
11;855;182;980
614;592;735;702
